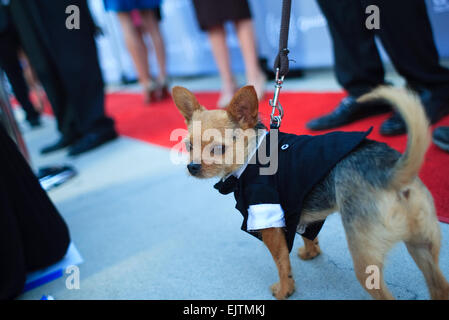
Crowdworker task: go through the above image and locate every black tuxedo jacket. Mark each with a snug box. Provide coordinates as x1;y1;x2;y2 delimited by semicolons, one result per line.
215;128;372;252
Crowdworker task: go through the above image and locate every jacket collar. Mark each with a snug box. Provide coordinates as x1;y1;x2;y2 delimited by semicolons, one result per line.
214;131;267;194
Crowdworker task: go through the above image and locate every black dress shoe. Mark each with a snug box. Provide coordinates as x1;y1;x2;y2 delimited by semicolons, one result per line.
433;126;449;153
380;92;449;136
422;93;449;125
40;136;77;154
68;130;118;156
379;112;406;136
306;96;391;131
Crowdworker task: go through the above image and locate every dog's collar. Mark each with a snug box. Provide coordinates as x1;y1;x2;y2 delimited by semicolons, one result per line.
223;130;268;181
214;131;267;195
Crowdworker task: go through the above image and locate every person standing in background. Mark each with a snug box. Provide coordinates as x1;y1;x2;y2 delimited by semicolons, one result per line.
104;0;169;104
20;51;47;113
9;0;118;156
307;0;449;136
192;0;266;108
0;4;41;128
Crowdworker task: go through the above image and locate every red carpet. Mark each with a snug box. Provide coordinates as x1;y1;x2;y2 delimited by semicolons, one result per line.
22;90;447;223
104;91;449;224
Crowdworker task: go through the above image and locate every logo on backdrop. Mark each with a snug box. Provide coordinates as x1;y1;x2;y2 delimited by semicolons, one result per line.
297;15;327;33
432;0;449;12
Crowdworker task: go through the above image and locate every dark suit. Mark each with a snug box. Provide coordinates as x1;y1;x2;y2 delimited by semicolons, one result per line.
317;0;449;98
9;0;115;140
0;5;39;122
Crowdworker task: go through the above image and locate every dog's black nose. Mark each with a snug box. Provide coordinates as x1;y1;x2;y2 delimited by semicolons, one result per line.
187;162;201;175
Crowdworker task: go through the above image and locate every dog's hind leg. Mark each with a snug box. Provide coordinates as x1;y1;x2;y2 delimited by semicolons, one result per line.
405;241;449;300
345;230;395;300
404;188;449;300
340;206;396;300
261;228;295;300
298;237;321;260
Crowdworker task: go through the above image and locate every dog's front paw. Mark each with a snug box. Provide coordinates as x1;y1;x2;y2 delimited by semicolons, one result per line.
270;279;295;300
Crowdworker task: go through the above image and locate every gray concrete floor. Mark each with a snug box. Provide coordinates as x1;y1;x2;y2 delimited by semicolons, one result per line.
16;67;449;300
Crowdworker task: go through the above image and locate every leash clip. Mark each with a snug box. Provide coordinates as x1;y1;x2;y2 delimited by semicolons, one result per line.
269;68;285;129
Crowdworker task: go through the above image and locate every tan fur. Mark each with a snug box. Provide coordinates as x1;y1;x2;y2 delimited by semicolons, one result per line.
298;237;321;260
353;87;448;299
261;228;295;299
172;85;449;300
358;87;431;190
173;86;259;178
300;207;337;225
344;182;449;300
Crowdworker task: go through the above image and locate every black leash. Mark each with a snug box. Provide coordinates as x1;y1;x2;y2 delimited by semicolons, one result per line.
270;0;292;130
274;0;292;78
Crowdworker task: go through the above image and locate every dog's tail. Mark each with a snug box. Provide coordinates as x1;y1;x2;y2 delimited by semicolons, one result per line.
357;86;430;190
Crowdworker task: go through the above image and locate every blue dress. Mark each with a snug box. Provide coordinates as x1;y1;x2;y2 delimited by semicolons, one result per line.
103;0;162;12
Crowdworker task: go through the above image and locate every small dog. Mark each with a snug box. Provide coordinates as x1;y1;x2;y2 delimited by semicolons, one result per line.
172;85;449;300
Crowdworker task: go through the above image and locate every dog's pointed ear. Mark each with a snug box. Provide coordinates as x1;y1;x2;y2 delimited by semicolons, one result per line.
172;86;204;123
226;86;259;129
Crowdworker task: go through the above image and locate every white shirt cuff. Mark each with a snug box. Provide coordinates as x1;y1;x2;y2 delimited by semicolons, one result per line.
247;204;286;231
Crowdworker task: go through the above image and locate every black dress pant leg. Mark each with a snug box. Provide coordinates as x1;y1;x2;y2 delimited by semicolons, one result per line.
0;28;39;120
367;0;449;99
9;0;115;139
9;0;72;138
34;0;115;136
316;0;386;97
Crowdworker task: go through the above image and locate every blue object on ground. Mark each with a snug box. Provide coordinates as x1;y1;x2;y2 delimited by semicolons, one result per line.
23;243;83;293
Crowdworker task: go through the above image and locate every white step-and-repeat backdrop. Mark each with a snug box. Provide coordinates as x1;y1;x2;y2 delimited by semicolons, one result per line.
89;0;449;84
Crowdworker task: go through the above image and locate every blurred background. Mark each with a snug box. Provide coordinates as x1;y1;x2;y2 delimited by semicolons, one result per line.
1;0;449;301
91;0;449;82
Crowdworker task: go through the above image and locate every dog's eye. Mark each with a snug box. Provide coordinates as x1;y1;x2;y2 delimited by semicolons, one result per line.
211;145;225;156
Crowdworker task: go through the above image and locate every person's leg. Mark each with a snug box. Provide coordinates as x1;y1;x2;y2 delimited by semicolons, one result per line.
372;0;449;96
307;0;390;131
368;0;449;135
139;9;167;85
19;51;47;112
207;24;237;107
116;12;152;89
10;0;74;147
25;0;116;155
317;0;386;97
233;18;265;100
0;36;40;126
